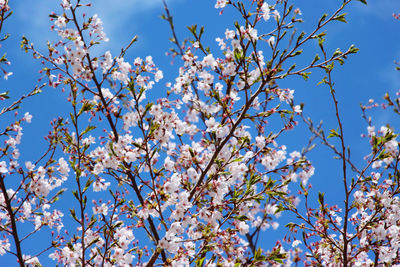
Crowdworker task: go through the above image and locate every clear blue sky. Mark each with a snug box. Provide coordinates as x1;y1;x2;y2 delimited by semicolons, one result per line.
1;0;400;265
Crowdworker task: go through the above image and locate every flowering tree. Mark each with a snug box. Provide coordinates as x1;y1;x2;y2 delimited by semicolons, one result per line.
0;0;399;266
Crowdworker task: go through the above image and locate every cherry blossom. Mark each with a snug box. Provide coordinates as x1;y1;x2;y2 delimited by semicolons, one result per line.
0;0;397;266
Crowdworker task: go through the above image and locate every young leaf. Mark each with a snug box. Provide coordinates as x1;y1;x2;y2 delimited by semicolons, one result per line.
333;13;347;23
328;128;340;138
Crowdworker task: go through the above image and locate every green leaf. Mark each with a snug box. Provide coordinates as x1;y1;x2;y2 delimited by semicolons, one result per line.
333;48;342;57
348;44;359;54
83;195;87;208
317;76;328;86
356;0;367;4
187;24;197;35
318;13;328;25
289;49;303;57
328;128;340;138
377;150;388;160
318;37;325;50
296;31;305;44
21;36;29;52
312;32;326;39
196;257;205;267
234;50;243;61
81;125;96;136
72;190;79;201
78;101;94;116
69;208;79;222
311;54;320;65
143;102;153;116
287;63;296;73
254;248;266;261
234;215;249;221
87;216;97;229
83;178;93;193
300;72;311;81
300;182;307;196
199;26;204;39
0;53;8;62
318;192;325;206
333;13;347;23
69;112;76;126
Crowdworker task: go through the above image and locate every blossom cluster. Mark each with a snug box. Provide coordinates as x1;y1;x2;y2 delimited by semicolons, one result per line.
0;0;396;266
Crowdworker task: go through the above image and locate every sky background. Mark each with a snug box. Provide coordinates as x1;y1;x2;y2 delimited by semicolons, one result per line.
1;0;400;265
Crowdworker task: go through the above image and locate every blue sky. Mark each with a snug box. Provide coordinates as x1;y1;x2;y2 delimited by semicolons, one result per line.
1;0;400;265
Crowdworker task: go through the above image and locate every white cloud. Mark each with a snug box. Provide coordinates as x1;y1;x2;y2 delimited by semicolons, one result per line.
92;0;165;32
12;0;181;48
353;0;400;21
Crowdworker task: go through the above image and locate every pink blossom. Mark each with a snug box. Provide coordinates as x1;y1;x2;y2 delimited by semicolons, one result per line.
215;0;227;9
